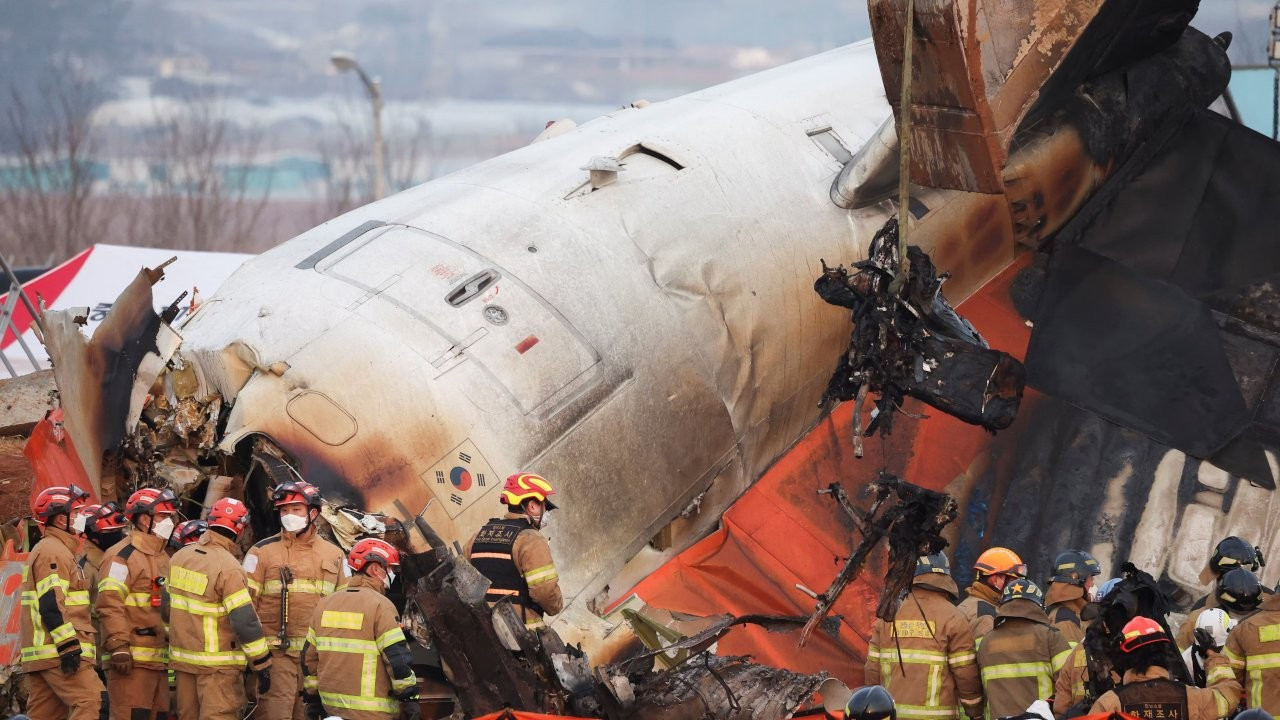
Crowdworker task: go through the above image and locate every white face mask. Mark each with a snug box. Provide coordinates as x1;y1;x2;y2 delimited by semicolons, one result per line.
280;514;309;533
153;516;175;540
384;570;396;590
71;513;87;534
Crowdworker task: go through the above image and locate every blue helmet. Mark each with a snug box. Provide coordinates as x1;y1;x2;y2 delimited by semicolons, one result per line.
915;552;951;577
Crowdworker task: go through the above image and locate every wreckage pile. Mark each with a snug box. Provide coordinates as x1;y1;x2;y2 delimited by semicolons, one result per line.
815;218;1026;453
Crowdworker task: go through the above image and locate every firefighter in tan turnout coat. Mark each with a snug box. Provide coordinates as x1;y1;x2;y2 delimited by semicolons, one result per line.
167;497;272;720
865;553;985;720
244;480;346;720
302;537;419;720
20;484;106;720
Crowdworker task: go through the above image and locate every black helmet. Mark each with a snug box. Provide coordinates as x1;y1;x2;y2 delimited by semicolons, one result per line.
1235;710;1274;720
1051;550;1102;586
915;552;951;577
1217;567;1263;614
1002;578;1046;607
845;685;896;720
1208;536;1261;576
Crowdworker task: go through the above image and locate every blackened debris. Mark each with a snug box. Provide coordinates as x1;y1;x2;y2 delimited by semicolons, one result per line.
816;217;1025;447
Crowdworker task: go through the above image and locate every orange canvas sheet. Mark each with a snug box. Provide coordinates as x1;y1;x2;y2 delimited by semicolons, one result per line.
618;256;1036;686
23;408;95;504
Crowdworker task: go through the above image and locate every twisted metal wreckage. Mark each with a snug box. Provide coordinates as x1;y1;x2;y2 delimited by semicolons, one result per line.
17;0;1280;716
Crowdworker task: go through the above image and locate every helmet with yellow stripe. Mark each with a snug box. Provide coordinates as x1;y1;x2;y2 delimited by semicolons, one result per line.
500;473;558;510
348;538;401;573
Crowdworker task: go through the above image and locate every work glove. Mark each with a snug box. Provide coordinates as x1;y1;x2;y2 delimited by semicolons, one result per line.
1194;608;1233;653
301;691;324;720
257;668;272;695
109;649;134;675
55;639;81;675
397;687;421;720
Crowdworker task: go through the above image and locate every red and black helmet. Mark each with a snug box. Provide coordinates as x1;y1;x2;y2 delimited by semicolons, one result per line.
207;497;250;535
272;481;322;509
169;519;207;549
86;502;128;534
1119;616;1170;653
31;484;91;524
347;538;400;573
125;488;178;520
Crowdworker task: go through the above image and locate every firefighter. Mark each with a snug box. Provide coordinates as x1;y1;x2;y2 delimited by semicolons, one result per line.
1091;616;1240;719
1045;550;1101;648
301;538;419;720
958;547;1027;645
1216;567;1264;621
977;578;1071;719
845;685;897;720
1178;536;1262;651
464;472;564;629
243;480;346;720
168;497;271;720
1053;577;1122;716
865;553;985;720
20;484;106;720
168;519;207;551
81;503;128;593
97;488;178;720
1183;608;1234;688
1221;573;1280;713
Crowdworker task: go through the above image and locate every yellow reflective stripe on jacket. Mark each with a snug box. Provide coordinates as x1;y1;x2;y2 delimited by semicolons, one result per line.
314;636;380;698
523;563;558;586
375;626;406;651
35;572;69;595
1237;652;1280;707
122;592;154;608
263;578;337;596
981;661;1054;699
98;576;129;598
1051;648;1071;673
169;646;247;666
64;590;90;608
1226;647;1246;669
168;566;209;595
223;588;252;612
469;552;511;560
1207;663;1237;685
320;610;365;630
318;690;399;715
169;594;227;616
390;672;416;693
242;636;268;659
48;622;76;645
21;646;59;662
896;703;963;720
130;646;169;663
246;578;262;595
949;650;977;667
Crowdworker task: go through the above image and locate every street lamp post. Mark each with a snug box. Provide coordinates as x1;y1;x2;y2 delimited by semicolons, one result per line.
330;51;386;200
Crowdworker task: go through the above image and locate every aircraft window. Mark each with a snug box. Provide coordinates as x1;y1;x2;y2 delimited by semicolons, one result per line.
808;128;853;164
909;197;930;219
445;269;501;307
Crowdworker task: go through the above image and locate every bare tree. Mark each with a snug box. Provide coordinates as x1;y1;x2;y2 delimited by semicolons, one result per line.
0;71;104;265
312;106;432;225
130;95;275;252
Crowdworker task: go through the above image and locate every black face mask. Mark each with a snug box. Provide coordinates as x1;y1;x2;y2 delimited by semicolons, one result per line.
90;530;125;552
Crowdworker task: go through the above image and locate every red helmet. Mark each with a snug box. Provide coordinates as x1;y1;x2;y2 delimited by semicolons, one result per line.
32;484;91;524
500;472;557;510
347;538;400;573
207;497;250;535
272;481;322;509
125;488;178;520
1119;616;1170;653
86;503;128;534
169;519;207;549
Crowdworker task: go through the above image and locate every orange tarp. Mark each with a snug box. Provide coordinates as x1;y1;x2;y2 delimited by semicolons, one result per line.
616;256;1037;687
23;408;96;504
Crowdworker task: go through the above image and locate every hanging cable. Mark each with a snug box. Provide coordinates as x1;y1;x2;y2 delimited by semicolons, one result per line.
890;0;917;296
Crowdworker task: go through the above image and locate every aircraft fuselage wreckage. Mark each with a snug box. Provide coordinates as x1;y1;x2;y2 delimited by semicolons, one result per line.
32;0;1280;716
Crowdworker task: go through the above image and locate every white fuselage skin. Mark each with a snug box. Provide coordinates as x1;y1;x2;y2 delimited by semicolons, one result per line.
175;39;1024;638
